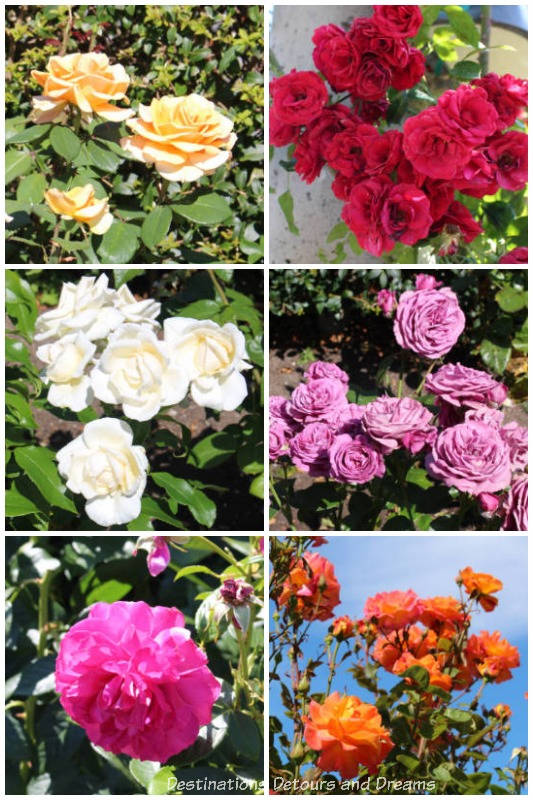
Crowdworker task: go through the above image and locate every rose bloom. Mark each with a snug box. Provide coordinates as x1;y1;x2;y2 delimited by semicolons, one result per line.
121;94;236;182
288;378;348;424
403;107;471;180
362;395;436;454
56;418;148;527
328;403;366;437
164;317;251;411
270;419;291;461
371;5;423;38
437;84;499;145
278;552;341;621
458;566;503;612
270;106;299;147
294;104;359;184
393;652;453;692
112;284;161;328
466;630;520;683
329;433;386;484
472;72;528;130
269;69;328;126
394;287;465;360
289;422;334;477
35;274;123;343
90;323;188;421
36;332;96;412
357;98;390;123
420;596;466;631
432;201;484;251
499;247;528;264
478;491;501;514
363;130;403;177
304;360;349;385
487;131;528;192
312;25;360;91
303;692;393;779
492;703;512;720
390;48;426;91
44;184;113;235
363;589;423;633
377;288;397;316
55;601;220;762
416;273;443;291
349;19;409;71
353;54;391;101
426;421;511;496
31;52;132;123
373;625;438;672
452;150;498;198
269;395;295;425
425;363;507;409
501;474;528;531
341;175;392;256
465;408;505;428
323;124;376;179
145;536;171;577
500;421;528;472
331;615;355;640
381;183;432;247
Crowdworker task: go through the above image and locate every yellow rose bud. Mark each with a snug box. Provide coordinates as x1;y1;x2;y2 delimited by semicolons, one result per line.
44;184;113;235
120;94;236;182
31;52;133;123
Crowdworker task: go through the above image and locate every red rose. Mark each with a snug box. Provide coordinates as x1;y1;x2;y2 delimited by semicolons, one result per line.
391;47;426;91
403;107;471;179
331;173;357;201
363;130;402;175
356;98;390;123
381;183;432;246
341;176;393;256
353;54;391;101
312;25;360;91
423;179;455;220
472;73;528;130
349;18;409;68
499;247;528;264
372;5;423;38
270;69;328;126
294;105;360;183
270;107;300;147
397;156;425;187
452;151;498;198
487;131;528;191
324;123;377;178
432;200;483;251
437;85;499;145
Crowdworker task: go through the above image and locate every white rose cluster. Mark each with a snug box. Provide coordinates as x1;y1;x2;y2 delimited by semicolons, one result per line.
34;274;252;527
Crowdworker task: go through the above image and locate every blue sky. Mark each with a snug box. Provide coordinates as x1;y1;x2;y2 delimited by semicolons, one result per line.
270;535;528;783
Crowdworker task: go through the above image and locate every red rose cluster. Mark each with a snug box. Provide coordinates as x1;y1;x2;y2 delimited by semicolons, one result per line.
270;5;528;259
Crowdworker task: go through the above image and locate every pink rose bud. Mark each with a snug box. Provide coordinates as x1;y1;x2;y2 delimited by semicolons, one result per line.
377;289;397;316
146;536;171;577
219;578;254;606
479;492;501;514
415;273;443;290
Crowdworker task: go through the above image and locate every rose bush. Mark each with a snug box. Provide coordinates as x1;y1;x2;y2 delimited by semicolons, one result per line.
6;535;264;794
6;5;263;264
271;5;528;264
6;268;264;531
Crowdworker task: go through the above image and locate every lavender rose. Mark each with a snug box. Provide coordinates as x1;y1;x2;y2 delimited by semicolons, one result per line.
465;408;505;428
329;433;385;484
304;360;349;384
329;403;366;436
394;287;465;359
287;378;348;424
415;273;442;290
377;289;397;316
270;420;291;461
426;420;512;495
362;395;436;454
425;363;507;408
289;422;335;476
501;474;528;531
270;395;296;424
500;421;528;472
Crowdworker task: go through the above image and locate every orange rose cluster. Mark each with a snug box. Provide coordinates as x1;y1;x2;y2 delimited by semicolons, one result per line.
278;552;340;621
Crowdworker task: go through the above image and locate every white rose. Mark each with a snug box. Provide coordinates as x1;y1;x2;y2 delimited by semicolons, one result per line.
34;274;124;342
56;417;148;527
164;317;252;411
91;323;188;421
113;284;161;328
36;332;96;412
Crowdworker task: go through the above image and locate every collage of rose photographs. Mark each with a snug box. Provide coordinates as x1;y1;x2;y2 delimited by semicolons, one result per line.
3;3;529;799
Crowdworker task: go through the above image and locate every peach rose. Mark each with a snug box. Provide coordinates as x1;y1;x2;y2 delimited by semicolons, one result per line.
303;692;393;779
373;626;437;672
466;631;520;683
363;589;423;633
458;566;503;612
393;652;453;692
277;552;340;621
120;94;236;182
492;703;512;719
420;596;467;631
31;52;132;123
44;184;113;234
331;615;355;640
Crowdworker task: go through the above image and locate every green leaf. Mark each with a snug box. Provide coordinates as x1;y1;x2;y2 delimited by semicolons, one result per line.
129;759;161;789
6;338;34;370
50;126;82;161
451;60;481;80
113;268;145;288
151;472;217;528
174;564;220;581
14;446;76;512
423;5;444;25
138;496;186;530
278;189;299;235
444;708;473;728
226;711;262;760
6;150;33;184
5;488;41;517
249;472;264;499
401;665;430;690
7;124;52;144
6;714;31;761
86;578;133;604
87;140;122;172
141;206;172;249
148;766;175;795
495;286;527;313
512;318;528;353
98;221;140;264
189;427;241;469
27;774;52;794
16;173;47;205
445;5;480;46
172;192;232;225
406;466;433;490
326;221;348;243
6;392;37;428
396;754;420;770
480;338;511;374
13;655;57;697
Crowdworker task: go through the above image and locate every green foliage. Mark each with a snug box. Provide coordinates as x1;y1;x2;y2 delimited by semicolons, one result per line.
6;5;263;264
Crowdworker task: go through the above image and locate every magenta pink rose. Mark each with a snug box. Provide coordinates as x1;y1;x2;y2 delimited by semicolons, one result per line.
501;474;528;531
394;287;465;360
499;247;528;264
270;419;291;461
362;395;436;454
426;421;511;496
500;421;528;472
147;537;171;577
415;273;443;291
55;601;220;763
478;492;501;514
329;433;385;484
289;421;335;476
288;377;348;424
304;360;349;385
425;363;507;408
377;288;397;316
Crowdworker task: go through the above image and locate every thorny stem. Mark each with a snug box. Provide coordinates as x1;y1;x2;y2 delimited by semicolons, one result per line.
59;6;73;56
25;570;55;752
416;360;436;395
208;268;229;305
325;640;340;696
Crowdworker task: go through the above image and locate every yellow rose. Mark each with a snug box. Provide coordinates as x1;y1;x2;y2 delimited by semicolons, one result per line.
44;184;113;234
31;52;132;123
120;94;236;181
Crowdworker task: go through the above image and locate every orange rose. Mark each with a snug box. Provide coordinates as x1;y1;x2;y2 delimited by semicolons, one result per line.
393;653;452;692
303;692;393;779
31;52;132;123
331;615;355;640
420;596;467;631
373;626;437;672
363;589;423;633
278;552;340;621
120;94;236;182
458;566;503;612
466;631;520;683
44;184;113;234
492;703;512;719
